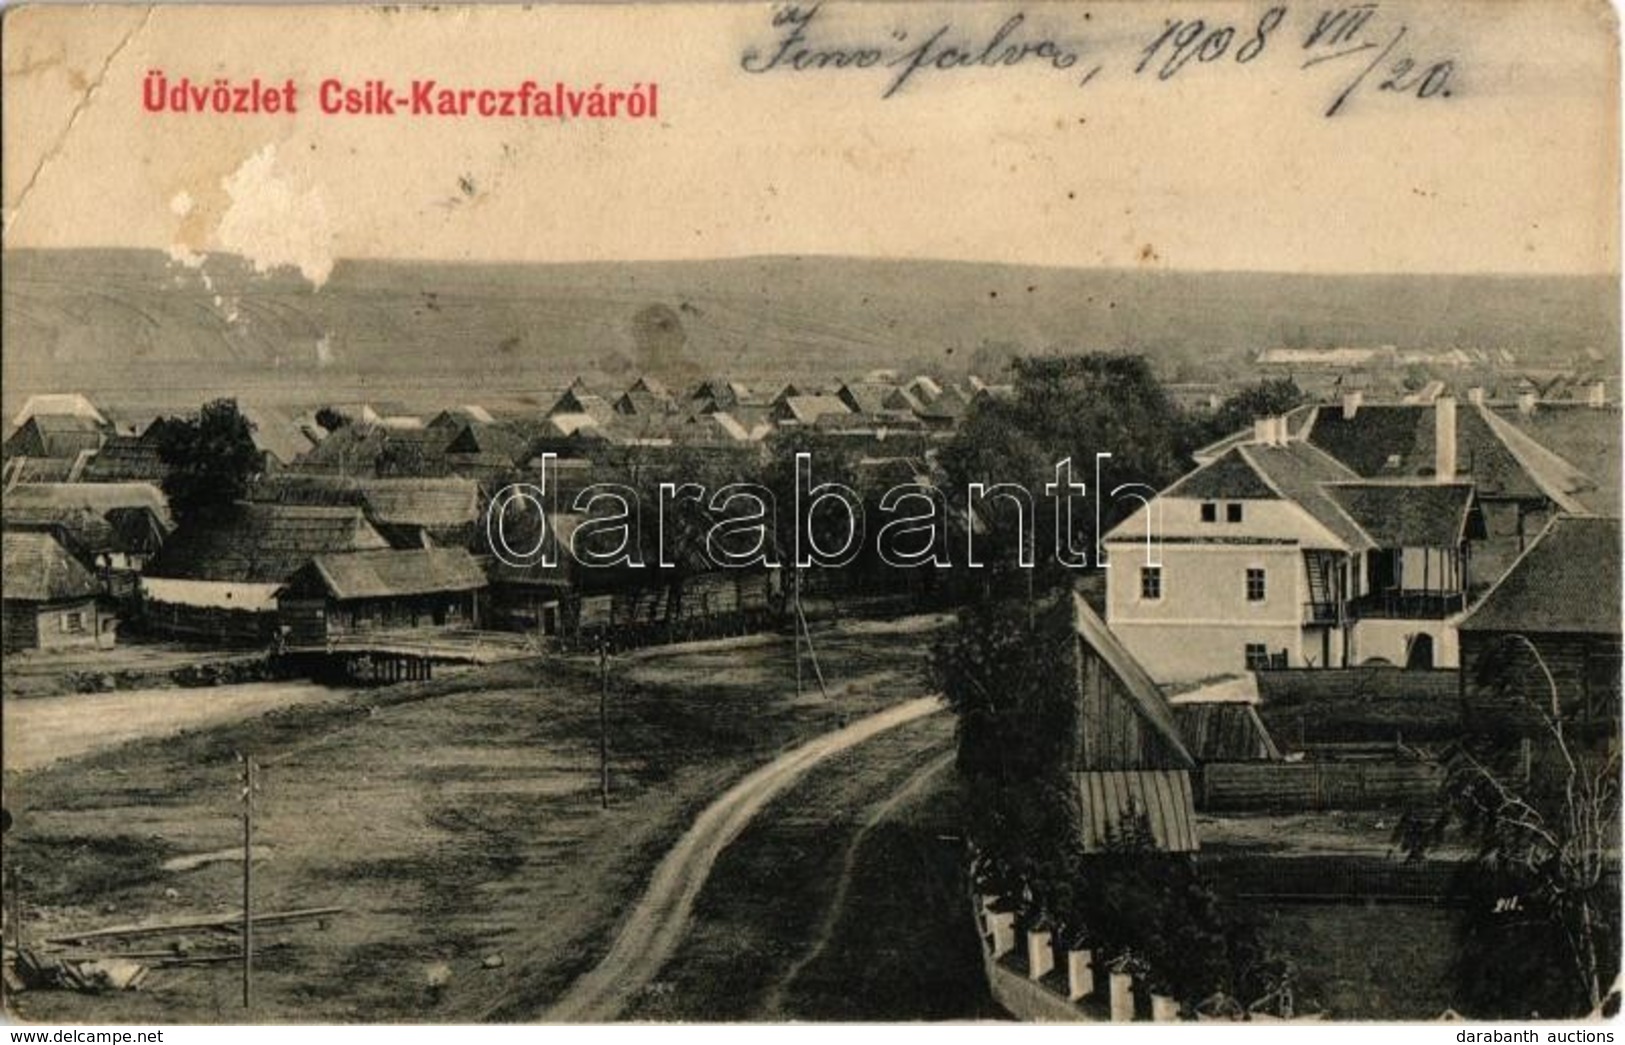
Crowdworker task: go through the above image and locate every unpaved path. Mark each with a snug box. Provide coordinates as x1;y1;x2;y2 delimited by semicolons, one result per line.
543;694;946;1022
760;745;957;1016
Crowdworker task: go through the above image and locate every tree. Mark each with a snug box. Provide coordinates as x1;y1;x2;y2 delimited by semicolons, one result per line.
154;398;262;526
1397;635;1621;1017
936;594;1274;1011
1183;378;1306;453
940;353;1188;594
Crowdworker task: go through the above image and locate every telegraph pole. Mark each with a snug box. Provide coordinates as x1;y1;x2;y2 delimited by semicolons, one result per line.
239;753;257;1009
598;638;610;810
794;568;804;698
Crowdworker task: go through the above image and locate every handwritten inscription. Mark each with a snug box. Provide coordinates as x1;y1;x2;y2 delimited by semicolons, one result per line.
742;4;1095;99
739;2;1459;116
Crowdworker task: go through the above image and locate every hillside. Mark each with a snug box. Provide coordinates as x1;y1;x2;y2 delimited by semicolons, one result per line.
3;249;1616;414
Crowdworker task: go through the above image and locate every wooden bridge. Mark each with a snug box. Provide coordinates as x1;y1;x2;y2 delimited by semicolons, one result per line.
280;628;538;685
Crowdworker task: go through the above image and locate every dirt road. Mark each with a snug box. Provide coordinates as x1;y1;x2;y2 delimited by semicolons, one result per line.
760;746;956;1015
543;694;947;1022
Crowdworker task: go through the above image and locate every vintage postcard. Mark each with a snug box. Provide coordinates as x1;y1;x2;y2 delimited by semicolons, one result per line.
1;0;1619;1027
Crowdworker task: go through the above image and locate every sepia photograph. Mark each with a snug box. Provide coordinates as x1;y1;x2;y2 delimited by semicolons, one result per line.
1;0;1620;1027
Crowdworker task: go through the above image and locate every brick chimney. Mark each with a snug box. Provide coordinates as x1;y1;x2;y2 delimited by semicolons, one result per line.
1435;395;1457;484
1341;390;1363;420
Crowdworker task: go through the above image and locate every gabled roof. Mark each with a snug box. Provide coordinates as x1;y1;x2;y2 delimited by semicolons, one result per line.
2;506;117;558
776;395;850;425
1457;515;1621;635
547;413;603;437
1237;441;1373;550
1491;404;1621;516
81;436;169;482
12;394;106;428
548;388;615;422
3;481;170;521
290;547;487;601
837;382;902;415
105;507;173;555
628;376;670;398
1324;482;1476;549
250;475;479;532
2;530;99;602
1162;446;1281;500
915;385;972;420
1473;405;1595;514
425;405;497;428
294;423;455;475
4;415;106;458
907;375;944;402
146;503;389;583
1304;402;1582;504
613;390;674;416
443;421;535;464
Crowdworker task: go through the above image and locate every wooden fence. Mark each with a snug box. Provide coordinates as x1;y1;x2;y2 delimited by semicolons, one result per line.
1196;759;1442;812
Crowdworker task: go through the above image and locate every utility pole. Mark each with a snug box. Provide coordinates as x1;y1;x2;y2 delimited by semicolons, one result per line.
6;862;21;955
598;638;610;810
239;752;257;1009
794;567;803;698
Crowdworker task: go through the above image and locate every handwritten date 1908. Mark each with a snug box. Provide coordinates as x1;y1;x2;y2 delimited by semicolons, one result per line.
736;2;1457;117
1136;4;1455;117
1135;7;1287;80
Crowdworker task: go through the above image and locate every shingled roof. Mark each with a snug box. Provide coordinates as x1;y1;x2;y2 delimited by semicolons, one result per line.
145;503;389;584
1325;482;1477;548
1163;446;1281;500
81;435;170;482
287;548;487;601
2;530;100;602
1305;402;1584;505
1238;441;1373;550
1457;515;1621;635
3;482;171;524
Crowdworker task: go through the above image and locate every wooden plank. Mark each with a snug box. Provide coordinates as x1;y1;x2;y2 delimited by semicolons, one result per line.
44;906;344;945
1147;771;1180;851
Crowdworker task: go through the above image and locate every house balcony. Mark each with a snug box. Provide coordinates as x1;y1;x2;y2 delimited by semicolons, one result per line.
1302;601;1341;625
1347;591;1466;620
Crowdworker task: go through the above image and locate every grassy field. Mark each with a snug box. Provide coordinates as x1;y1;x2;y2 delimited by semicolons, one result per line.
1251;903;1459;1019
4;616;945;1023
622;713;1001;1021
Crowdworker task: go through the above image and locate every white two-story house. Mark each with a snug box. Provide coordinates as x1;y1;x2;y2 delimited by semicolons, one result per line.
1104;397;1485;683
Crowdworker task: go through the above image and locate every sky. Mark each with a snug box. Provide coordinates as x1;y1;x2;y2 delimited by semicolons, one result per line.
2;1;1619;281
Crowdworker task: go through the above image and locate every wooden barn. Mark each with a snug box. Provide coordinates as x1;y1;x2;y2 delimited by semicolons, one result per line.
2;531;111;654
276;548;488;645
1066;593;1200;853
142;503;390;642
1457;514;1622;741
